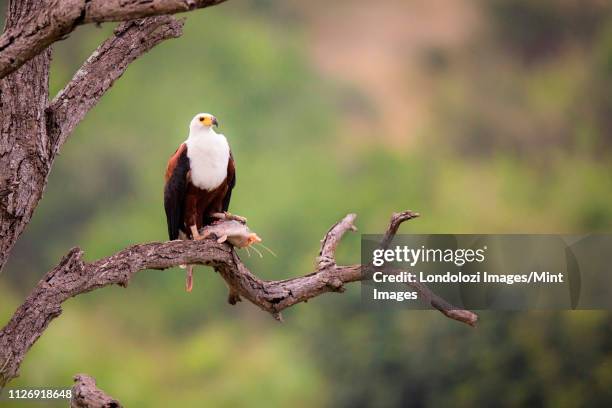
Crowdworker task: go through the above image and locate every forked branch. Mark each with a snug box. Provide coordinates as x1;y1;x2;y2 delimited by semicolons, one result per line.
0;211;477;390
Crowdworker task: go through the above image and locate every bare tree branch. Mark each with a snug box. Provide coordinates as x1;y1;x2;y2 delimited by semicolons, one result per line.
0;211;477;390
46;16;184;156
0;0;227;79
70;374;122;408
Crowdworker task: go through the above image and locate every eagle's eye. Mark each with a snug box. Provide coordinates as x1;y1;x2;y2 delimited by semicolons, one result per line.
199;117;205;122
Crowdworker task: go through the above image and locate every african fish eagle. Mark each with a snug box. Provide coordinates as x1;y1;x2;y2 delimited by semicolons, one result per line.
164;113;236;291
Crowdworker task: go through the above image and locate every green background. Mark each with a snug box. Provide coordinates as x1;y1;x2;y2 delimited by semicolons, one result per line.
1;0;612;406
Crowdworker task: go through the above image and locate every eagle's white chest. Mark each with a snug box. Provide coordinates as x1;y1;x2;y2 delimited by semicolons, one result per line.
185;131;230;191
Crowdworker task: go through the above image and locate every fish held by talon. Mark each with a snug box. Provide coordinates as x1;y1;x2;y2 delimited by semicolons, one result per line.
202;220;262;248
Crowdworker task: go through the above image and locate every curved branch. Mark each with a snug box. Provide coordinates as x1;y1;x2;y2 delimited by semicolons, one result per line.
0;211;477;389
0;0;227;79
71;374;121;408
46;16;184;157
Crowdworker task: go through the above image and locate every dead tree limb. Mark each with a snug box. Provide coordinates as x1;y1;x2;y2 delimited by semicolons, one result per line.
0;0;227;79
0;211;478;390
70;374;122;408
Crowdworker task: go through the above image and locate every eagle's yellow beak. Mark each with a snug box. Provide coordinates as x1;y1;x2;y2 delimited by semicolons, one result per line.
200;116;218;127
200;116;219;126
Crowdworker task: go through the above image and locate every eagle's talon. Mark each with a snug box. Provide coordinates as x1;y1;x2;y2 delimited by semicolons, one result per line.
211;212;247;223
190;224;206;240
224;212;247;223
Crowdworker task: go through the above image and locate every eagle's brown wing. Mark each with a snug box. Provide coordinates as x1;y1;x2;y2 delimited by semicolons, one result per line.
222;150;236;212
164;143;189;240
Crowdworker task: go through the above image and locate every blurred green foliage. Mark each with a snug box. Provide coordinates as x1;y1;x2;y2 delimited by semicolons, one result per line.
1;0;612;406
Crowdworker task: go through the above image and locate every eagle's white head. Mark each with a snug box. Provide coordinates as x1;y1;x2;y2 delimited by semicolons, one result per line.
185;112;230;190
189;113;219;134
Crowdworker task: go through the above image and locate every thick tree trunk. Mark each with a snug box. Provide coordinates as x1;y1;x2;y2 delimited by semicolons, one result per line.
0;0;51;273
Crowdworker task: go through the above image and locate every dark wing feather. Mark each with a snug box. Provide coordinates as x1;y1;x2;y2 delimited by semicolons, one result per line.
222;150;236;212
164;144;189;240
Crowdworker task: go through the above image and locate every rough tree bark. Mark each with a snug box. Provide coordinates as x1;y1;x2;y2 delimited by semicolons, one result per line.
0;0;52;275
0;0;478;403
